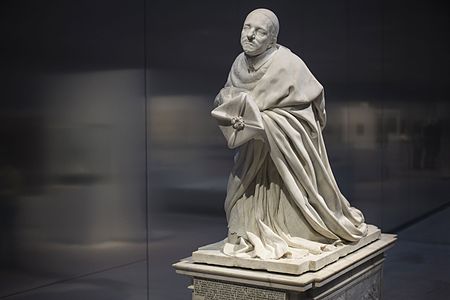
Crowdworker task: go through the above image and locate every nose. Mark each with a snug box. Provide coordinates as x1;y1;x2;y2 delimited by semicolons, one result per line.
247;28;255;40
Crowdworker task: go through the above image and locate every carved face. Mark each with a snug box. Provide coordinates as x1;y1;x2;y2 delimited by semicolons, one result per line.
240;12;274;57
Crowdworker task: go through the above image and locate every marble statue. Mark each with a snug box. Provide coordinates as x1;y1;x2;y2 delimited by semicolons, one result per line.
211;8;368;260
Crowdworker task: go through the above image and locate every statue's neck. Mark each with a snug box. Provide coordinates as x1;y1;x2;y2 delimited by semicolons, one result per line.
245;46;278;72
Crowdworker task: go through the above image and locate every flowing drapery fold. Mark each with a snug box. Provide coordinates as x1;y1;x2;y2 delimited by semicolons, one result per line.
215;46;367;259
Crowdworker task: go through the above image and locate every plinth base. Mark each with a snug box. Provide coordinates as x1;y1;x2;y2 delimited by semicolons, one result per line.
192;225;380;275
173;233;396;300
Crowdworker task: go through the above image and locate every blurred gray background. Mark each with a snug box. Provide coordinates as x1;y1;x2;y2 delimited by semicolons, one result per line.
0;0;449;299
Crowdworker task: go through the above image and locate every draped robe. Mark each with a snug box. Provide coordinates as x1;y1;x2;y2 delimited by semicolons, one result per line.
215;46;368;260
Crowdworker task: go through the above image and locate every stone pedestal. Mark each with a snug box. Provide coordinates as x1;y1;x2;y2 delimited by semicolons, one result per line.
173;233;396;300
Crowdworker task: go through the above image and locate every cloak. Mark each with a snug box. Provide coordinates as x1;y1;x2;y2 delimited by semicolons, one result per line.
214;46;367;259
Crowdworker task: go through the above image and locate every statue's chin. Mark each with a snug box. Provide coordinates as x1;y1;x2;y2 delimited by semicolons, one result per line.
242;49;260;57
241;44;259;56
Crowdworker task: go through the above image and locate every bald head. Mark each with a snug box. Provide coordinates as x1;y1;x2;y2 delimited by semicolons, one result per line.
246;9;279;39
240;8;280;57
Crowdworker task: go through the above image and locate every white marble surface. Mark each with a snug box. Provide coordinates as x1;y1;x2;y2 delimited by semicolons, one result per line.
192;225;380;275
174;233;396;293
211;8;370;261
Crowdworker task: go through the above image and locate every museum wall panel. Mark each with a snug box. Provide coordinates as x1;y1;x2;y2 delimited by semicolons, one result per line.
0;0;147;298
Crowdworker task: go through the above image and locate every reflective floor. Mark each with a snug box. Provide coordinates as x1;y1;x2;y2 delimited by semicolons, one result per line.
4;261;147;300
383;205;450;299
3;207;449;300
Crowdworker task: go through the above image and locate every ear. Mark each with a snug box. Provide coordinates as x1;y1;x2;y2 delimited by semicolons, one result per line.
271;36;277;46
269;31;277;44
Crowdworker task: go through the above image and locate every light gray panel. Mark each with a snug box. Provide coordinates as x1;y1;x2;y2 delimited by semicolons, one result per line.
0;0;147;297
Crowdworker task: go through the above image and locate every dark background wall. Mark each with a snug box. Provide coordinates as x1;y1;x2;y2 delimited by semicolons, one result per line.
0;0;448;299
0;0;147;299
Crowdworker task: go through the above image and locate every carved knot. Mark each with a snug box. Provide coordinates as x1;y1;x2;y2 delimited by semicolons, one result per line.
231;116;245;131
